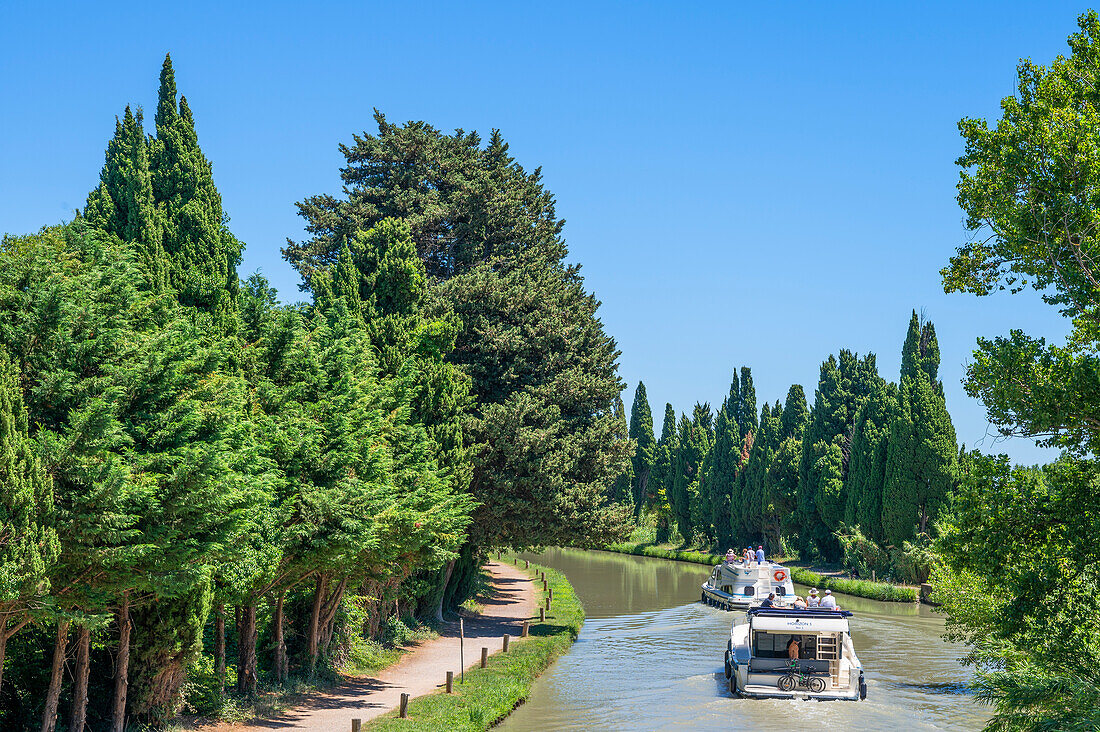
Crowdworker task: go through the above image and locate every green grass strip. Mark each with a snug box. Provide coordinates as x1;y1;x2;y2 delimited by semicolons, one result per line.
365;561;583;731
603;541;919;603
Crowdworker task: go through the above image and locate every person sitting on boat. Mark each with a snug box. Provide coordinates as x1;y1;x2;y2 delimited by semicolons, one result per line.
787;637;801;660
807;588;820;607
755;545;766;565
760;592;777;608
792;595;807;609
820;589;838;609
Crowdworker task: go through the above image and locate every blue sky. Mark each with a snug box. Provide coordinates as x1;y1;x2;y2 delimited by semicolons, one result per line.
1;1;1087;464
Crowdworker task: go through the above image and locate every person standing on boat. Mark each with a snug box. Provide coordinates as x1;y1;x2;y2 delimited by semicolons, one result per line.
820;589;838;609
725;548;736;563
755;545;765;565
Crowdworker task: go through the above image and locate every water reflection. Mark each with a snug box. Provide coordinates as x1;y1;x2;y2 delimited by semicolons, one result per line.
501;548;989;731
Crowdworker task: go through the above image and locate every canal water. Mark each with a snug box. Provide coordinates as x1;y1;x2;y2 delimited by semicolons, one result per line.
501;548;989;731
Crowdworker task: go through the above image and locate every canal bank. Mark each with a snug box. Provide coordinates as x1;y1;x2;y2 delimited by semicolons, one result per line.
604;541;920;602
501;548;987;731
367;561;583;731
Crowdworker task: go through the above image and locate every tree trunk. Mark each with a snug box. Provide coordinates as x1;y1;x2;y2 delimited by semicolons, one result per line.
110;593;131;732
40;618;69;732
434;560;456;622
318;579;347;656
307;574;327;673
69;625;91;732
214;603;226;698
237;603;258;696
273;592;287;683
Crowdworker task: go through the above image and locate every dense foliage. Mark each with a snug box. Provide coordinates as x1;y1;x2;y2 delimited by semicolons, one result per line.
932;11;1100;728
636;310;959;577
0;58;633;729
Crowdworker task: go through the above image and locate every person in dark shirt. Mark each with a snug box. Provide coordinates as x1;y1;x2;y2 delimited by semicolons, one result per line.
760;592;777;608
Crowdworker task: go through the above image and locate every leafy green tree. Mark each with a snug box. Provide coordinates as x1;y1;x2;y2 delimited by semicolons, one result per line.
628;382;656;516
0;351;58;695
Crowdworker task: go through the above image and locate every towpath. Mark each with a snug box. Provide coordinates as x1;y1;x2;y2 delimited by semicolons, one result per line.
196;560;535;732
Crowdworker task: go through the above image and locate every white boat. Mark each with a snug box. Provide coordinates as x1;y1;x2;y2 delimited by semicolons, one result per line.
724;607;867;701
700;559;796;610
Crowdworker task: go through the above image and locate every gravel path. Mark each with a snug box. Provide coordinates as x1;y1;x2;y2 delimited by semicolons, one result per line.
198;560;535;732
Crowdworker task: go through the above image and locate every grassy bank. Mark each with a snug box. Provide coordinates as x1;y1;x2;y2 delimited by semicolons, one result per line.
604;541;919;603
366;560;584;731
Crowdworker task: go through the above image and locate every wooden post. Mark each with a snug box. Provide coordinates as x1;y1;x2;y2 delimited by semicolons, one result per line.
542;579;547;591
545;597;551;612
399;693;409;718
481;647;488;668
548;588;553;601
446;671;453;693
540;607;545;622
525;560;529;569
522;620;529;637
872;569;876;582
503;634;510;652
352;720;362;732
497;550;501;559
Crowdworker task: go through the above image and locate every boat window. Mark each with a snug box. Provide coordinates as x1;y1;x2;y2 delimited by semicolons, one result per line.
775;586;786;596
753;631;817;659
742;585;754;597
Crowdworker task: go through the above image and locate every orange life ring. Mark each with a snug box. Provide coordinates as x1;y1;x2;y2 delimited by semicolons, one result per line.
773;569;787;583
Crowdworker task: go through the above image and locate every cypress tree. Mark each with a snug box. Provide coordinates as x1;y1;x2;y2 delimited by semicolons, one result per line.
0;351;58;694
763;385;809;549
882;314;957;546
610;394;635;508
149;54;242;325
739;366;757;439
686;403;715;543
705;394;742;549
844;381;899;542
83;106;166;289
650;404;678;542
628;382;656;516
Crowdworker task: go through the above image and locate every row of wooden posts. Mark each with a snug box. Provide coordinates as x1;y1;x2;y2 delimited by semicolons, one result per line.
350;554;547;727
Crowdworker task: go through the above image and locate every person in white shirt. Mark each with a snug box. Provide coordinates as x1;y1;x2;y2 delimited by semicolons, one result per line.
806;589;820;607
820;589;838;609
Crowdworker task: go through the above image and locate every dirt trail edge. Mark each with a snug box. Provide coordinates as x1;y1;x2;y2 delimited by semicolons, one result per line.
200;560;535;732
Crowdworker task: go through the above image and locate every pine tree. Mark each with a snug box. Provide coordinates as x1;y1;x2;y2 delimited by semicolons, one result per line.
628;382;656;516
762;385;809;549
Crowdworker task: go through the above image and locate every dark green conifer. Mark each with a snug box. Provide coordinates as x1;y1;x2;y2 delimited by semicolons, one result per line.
739;367;757;438
650;404;678;542
610;395;635;508
628;382;656;515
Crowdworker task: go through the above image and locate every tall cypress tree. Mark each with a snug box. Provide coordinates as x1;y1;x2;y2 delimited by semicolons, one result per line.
149;54;242;325
739;366;757;439
650;404;678;542
628;382;656;516
882;314;957;546
83;106;166;289
686;403;715;543
609;394;635;508
844;381;899;541
705;393;742;549
762;385;809;549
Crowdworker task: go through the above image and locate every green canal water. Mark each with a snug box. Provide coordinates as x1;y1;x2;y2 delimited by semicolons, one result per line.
502;548;989;731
